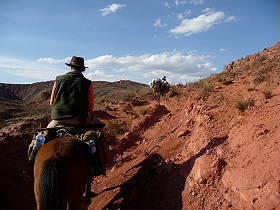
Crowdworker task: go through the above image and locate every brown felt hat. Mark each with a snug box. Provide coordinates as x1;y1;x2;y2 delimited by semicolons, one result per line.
65;56;88;70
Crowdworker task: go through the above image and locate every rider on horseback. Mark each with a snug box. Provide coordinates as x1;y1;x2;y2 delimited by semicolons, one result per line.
28;56;105;197
151;76;170;102
48;56;94;128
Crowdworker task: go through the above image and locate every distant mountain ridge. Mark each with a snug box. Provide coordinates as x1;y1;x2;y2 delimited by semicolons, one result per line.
0;79;150;128
0;80;149;102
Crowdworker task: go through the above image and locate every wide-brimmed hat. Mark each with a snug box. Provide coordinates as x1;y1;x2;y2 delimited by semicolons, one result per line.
65;56;88;70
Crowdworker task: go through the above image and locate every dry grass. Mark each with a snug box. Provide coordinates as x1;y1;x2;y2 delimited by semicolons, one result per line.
139;107;150;116
234;97;255;112
215;72;236;85
251;55;267;67
247;84;258;91
168;85;186;98
122;92;136;102
263;89;273;99
106;120;127;136
195;79;215;98
253;74;266;84
253;67;270;84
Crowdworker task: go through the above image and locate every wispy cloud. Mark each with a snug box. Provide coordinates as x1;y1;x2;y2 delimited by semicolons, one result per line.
170;8;236;36
175;0;187;6
100;3;126;16
176;9;192;20
0;56;63;82
37;57;71;64
189;0;204;5
154;17;167;28
164;1;171;8
226;16;237;22
175;0;203;6
219;48;226;52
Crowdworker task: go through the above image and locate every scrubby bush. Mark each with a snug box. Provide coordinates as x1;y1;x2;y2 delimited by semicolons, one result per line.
247;84;258;91
252;55;267;67
215;72;236;84
168;85;185;98
196;79;214;98
253;67;271;84
106;120;127;136
234;97;255;112
222;80;234;86
263;90;273;99
122;92;136;102
253;74;266;84
139;107;150;116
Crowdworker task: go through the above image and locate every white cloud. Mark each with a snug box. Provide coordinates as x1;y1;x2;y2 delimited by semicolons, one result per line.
85;70;132;82
170;9;236;36
37;57;71;64
219;48;226;52
202;8;211;13
85;51;217;83
175;0;188;6
0;56;63;82
164;2;171;8
176;9;192;20
176;14;184;20
154;17;167;28
2;51;218;84
100;3;126;16
189;0;204;5
226;16;237;22
175;0;203;6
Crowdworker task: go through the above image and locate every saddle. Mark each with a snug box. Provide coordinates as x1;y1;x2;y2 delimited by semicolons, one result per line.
28;123;107;176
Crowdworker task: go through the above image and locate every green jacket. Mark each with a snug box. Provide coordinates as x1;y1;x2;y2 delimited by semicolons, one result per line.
51;72;92;121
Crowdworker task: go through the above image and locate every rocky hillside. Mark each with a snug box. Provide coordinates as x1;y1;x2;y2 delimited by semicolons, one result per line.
89;43;279;210
0;43;279;210
0;80;150;128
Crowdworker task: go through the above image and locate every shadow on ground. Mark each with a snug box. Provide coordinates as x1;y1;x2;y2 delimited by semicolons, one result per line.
102;135;228;210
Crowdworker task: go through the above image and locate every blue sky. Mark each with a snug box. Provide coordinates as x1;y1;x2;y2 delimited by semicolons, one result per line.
0;0;279;84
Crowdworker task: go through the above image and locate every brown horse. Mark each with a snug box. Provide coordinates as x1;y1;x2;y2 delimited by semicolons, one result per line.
34;136;92;210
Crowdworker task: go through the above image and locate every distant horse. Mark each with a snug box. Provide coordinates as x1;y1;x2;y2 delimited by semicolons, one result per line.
151;80;170;102
34;136;92;210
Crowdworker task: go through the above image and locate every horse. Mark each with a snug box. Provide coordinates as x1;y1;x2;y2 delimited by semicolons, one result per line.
33;136;92;210
151;80;170;103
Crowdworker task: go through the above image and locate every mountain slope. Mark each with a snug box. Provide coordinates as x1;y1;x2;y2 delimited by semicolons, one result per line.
90;42;279;209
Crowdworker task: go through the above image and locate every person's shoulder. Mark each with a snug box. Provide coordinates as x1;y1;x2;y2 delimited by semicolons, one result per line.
55;73;68;81
83;77;92;83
